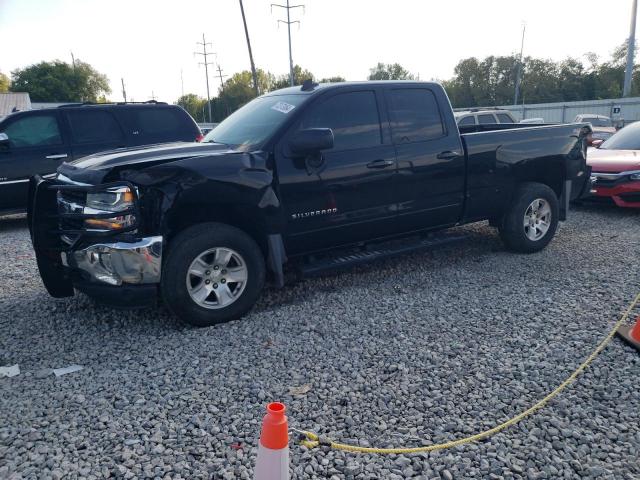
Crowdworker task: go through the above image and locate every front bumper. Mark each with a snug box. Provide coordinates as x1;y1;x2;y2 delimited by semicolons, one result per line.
63;236;163;286
28;175;163;304
589;171;640;208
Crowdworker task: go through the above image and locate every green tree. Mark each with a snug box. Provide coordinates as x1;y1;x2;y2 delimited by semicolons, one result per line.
519;57;562;104
443;40;640;109
212;69;275;121
273;65;316;90
367;62;415;81
558;58;587;101
319;76;346;83
0;72;10;93
442;57;482;108
177;93;207;122
10;60;110;102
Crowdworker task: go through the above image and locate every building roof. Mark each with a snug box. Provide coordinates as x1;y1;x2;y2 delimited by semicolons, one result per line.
0;92;31;118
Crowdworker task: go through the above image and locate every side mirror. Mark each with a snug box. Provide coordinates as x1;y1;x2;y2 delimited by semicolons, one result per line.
0;133;9;152
289;128;334;155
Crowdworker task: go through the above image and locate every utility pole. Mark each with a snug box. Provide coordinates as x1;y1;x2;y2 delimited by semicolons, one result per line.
239;0;259;96
180;69;184;98
216;64;229;117
216;64;228;91
121;78;127;103
624;0;638;97
71;51;80;101
195;34;215;122
514;23;526;106
271;0;304;86
150;91;157;101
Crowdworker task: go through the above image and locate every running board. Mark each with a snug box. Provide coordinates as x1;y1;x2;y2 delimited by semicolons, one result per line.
299;232;469;276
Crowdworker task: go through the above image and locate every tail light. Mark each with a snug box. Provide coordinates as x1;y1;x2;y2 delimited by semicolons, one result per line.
196;134;204;142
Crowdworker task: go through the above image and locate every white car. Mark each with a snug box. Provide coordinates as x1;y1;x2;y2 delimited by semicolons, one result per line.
520;117;545;124
454;109;517;126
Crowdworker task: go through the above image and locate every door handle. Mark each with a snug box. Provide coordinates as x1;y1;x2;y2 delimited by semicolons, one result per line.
436;151;461;160
366;159;394;169
45;154;68;160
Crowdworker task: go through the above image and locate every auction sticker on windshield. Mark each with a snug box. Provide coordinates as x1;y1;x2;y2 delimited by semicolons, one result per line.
271;101;296;114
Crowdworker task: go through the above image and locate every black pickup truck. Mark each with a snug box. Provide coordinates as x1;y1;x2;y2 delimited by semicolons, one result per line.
28;81;591;326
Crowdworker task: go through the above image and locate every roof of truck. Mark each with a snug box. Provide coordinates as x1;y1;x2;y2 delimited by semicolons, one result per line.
265;80;441;96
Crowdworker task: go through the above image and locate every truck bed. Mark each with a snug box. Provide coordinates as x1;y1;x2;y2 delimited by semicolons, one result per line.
459;123;591;223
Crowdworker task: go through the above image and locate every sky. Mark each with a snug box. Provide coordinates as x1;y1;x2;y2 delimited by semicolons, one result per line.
0;0;636;103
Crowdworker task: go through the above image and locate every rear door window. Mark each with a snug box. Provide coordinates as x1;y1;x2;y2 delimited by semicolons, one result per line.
496;113;514;123
2;114;63;148
66;110;123;143
458;115;476;126
132;108;187;135
388;89;445;143
477;114;497;125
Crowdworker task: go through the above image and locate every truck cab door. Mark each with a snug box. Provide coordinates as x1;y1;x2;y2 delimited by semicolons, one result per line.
385;86;465;231
0;111;70;212
276;88;397;255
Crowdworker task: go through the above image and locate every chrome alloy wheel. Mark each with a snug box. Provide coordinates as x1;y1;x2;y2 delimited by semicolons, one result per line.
523;198;552;241
186;247;248;309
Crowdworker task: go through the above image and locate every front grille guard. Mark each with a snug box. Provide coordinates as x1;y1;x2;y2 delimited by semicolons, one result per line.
46;180;141;252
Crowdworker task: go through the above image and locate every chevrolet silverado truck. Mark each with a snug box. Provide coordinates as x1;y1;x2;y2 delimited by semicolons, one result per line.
28;81;591;327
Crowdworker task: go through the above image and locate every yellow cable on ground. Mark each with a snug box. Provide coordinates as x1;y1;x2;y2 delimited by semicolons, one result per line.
299;293;640;454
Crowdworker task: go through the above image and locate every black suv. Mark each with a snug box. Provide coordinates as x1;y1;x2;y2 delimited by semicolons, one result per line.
0;102;201;214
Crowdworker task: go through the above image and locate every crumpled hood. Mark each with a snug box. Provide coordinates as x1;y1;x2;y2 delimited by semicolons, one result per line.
58;141;234;184
587;148;640;173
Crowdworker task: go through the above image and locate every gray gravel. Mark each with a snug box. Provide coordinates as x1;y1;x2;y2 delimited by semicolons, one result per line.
1;205;639;480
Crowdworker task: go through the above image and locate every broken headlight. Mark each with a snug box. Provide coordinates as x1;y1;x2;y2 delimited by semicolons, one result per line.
84;186;137;231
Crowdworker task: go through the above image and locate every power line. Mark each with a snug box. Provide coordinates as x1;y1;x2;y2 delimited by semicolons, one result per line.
195;33;215;122
239;0;259;96
271;0;305;87
624;0;638;97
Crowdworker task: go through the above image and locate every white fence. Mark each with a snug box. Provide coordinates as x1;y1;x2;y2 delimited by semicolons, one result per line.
489;97;640;124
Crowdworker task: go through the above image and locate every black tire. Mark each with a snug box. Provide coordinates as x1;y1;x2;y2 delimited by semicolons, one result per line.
161;223;265;327
499;182;559;253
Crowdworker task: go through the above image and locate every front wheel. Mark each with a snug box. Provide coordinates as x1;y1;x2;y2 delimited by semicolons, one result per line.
161;223;265;327
499;182;559;253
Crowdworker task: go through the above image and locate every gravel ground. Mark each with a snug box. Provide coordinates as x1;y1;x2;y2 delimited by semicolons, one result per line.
1;205;639;480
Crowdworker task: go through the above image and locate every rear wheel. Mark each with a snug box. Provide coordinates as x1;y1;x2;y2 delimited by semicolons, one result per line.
161;223;265;327
499;182;559;253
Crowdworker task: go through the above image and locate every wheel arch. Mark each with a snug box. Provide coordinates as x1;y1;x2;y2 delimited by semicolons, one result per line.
512;158;566;200
165;202;269;256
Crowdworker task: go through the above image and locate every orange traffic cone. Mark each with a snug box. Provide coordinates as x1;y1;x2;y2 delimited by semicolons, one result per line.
617;316;640;352
254;402;289;480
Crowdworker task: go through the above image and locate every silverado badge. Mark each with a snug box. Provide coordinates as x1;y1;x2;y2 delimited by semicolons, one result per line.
291;208;338;220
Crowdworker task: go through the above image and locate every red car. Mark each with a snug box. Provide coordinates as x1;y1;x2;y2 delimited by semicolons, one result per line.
588;122;640;208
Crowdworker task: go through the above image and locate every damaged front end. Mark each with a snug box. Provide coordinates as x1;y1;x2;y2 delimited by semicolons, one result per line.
28;175;162;305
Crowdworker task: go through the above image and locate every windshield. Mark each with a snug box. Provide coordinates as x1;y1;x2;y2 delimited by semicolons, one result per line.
600;122;640;150
582;117;612;127
204;94;307;149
